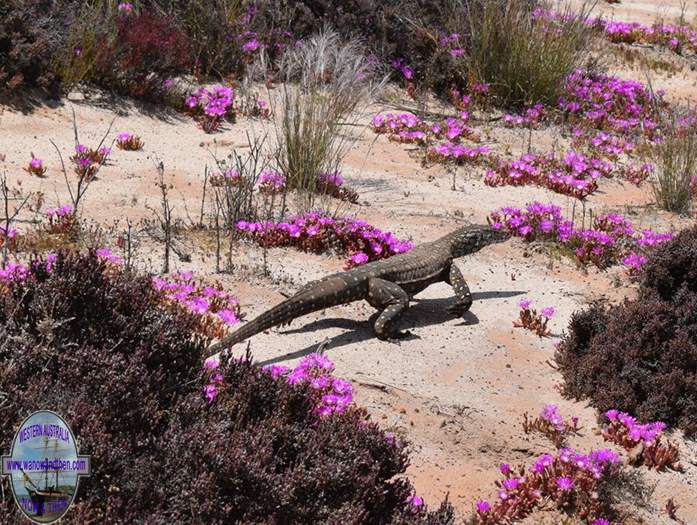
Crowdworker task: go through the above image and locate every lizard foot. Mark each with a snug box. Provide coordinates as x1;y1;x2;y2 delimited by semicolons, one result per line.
447;302;472;317
377;329;412;343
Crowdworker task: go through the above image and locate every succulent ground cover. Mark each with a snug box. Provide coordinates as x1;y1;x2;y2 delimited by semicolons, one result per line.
489;202;673;271
236;210;414;269
469;403;683;525
374;68;682;207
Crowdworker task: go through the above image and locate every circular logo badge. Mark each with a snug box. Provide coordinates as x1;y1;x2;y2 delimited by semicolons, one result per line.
2;411;90;524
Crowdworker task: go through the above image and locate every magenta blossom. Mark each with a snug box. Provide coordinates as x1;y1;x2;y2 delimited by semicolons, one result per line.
541;306;556;318
406;495;424;507
556;477;574;491
475;500;491;513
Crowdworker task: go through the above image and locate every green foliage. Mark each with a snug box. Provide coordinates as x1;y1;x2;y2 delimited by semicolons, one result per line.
466;0;597;108
650;109;697;214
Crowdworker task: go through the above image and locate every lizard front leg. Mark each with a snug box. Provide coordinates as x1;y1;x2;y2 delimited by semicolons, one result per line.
366;278;410;340
445;262;473;316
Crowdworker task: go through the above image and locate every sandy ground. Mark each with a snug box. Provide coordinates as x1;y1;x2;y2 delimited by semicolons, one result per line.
2;2;697;522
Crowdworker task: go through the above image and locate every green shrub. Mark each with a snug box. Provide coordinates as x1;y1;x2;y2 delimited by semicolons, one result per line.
466;0;597;108
273;28;382;208
649;108;697;214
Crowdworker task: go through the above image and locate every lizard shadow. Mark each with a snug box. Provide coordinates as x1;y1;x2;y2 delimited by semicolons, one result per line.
257;289;526;366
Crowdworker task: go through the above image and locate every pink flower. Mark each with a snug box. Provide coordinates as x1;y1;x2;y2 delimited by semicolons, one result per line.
518;298;532;310
350;252;369;265
30;157;43;169
502;477;520;491
242;39;260;53
204;383;218;402
406;495;424;507
475;500;491;513
556;477;574;491
117;2;133;12
541;306;556;318
204;355;220;370
262;364;289;379
218;309;239;325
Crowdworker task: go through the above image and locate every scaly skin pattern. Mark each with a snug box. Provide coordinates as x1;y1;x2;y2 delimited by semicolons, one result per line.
205;224;510;356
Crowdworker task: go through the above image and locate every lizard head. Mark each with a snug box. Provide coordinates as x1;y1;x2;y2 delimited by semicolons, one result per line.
449;224;510;258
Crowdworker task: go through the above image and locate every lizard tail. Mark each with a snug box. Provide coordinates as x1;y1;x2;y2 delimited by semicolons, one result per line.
205;279;357;357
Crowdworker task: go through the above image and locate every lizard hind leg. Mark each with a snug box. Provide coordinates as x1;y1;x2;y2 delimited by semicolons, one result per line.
366;277;411;340
445;262;473;317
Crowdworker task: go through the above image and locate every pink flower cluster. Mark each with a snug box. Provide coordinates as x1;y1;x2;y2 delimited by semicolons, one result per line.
24;155;47;177
0;262;32;284
116;132;143;151
391;58;414;81
514;299;556;337
255;169;358;202
426;142;490;165
258;169;286;194
490;202;673;270
44;204;75;218
152;272;241;337
316;171;359;203
372;112;477;145
186;85;235;132
235;26;294;56
238;31;261;53
0;249;119;285
241;98;271;119
0;225;18;241
539;9;697;56
0;224;18;253
71;143;109;180
620;162;654;186
503;104;547;128
602;19;697;55
210;169;243;187
95;247;123;265
485;150;612;199
439;32;465;58
572;129;635;158
236;210;413;269
44;203;76;234
602;410;682;471
265;353;354;416
202;356;225;403
472;445;620;524
559;70;662;137
523;404;580;448
372;110;485;165
203;352;355;417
